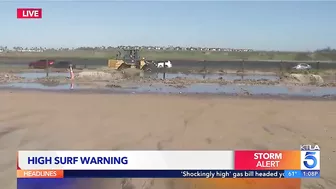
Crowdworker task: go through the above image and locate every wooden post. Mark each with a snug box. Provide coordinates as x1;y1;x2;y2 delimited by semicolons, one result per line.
46;59;49;77
203;60;206;73
279;60;283;76
241;59;244;80
163;63;166;80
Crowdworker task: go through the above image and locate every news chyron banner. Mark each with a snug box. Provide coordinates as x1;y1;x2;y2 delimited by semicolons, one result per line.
17;147;320;189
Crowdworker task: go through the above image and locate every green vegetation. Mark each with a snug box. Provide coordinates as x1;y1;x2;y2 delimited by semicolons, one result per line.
1;49;336;62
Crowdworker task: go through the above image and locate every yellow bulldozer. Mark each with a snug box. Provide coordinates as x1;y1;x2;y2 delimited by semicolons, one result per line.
108;49;151;70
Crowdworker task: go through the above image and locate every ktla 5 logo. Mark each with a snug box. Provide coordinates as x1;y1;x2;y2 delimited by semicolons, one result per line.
301;151;320;170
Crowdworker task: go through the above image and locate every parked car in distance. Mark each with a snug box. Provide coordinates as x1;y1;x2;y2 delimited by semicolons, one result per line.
292;63;312;70
29;59;55;69
52;61;76;69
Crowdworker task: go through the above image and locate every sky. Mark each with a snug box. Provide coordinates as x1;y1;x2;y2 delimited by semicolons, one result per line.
0;1;335;51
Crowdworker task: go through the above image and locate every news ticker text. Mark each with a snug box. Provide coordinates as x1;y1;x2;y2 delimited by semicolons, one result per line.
17;170;320;179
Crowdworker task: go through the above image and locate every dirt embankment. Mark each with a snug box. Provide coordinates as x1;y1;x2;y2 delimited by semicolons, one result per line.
281;74;324;85
73;70;336;87
1;69;336;89
0;73;24;83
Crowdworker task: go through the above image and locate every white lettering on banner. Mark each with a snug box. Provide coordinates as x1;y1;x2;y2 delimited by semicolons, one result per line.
23;10;39;17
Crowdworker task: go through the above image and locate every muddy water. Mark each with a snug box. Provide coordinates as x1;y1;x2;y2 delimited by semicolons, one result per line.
3;72;335;97
4;83;77;90
110;83;336;97
2;82;336;97
148;73;279;81
17;72;70;80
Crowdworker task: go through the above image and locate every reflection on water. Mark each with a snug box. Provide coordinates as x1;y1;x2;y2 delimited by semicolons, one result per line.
4;83;75;90
147;73;280;81
2;81;336;97
16;72;69;80
111;83;336;97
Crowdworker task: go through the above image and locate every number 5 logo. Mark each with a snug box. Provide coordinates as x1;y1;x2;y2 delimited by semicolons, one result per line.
304;152;317;169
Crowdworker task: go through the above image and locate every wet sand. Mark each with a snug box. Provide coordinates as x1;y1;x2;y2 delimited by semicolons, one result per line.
1;91;335;189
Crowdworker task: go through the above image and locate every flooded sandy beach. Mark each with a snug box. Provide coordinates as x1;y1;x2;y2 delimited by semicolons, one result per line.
1;91;335;189
0;69;334;99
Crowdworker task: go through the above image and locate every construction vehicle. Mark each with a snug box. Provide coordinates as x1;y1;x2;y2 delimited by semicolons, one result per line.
108;49;153;70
